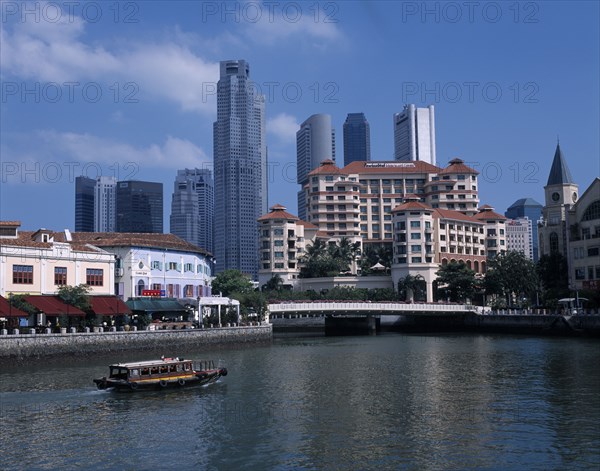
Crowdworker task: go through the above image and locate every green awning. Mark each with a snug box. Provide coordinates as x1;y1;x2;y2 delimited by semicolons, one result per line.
125;298;188;313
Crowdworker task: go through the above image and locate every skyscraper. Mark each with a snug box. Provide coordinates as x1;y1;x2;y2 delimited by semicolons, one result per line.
213;59;266;277
296;114;336;220
75;176;116;232
116;181;163;233
505;197;543;261
343;112;371;166
170;168;214;254
394;104;436;165
75;176;95;232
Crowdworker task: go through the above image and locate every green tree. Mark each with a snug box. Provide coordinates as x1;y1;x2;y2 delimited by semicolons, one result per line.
397;274;426;302
57;284;91;311
263;274;284;292
485;251;538;307
233;291;268;322
436;262;477;302
7;294;36;315
537;253;570;306
211;270;253;297
299;240;351;278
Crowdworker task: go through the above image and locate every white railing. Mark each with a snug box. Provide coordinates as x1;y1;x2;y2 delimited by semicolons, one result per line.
268;302;474;314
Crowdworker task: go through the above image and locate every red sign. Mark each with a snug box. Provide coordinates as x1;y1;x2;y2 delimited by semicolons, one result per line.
142;290;162;297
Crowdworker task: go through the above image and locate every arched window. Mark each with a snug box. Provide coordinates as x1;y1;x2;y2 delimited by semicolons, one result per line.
549;232;559;253
481;261;487;273
466;260;472;270
137;280;145;296
474;261;479;273
582;200;600;221
442;258;448;265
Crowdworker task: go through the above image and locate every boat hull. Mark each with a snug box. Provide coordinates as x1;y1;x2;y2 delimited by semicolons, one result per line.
94;368;227;392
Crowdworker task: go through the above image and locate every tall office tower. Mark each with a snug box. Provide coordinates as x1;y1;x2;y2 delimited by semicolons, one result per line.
75;176;95;232
75;176;116;232
170;168;214;254
94;176;117;232
213;59;266;277
296;114;336;220
116;181;163;233
343;112;371;166
505;198;543;261
393;104;436;165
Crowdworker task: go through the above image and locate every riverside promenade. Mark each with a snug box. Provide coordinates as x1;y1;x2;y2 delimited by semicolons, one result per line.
0;323;272;360
269;301;600;336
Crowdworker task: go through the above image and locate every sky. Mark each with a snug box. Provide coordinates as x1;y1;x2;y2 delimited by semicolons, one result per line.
1;0;599;232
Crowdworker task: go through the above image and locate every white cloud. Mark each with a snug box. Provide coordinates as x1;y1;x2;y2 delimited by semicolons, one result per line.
2;130;210;171
241;1;343;45
267;113;299;143
1;8;219;113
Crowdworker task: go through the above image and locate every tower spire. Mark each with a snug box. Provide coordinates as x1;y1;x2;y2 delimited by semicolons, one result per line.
547;142;574;186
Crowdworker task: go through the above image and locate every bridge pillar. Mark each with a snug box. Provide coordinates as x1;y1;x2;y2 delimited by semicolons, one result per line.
426;281;433;303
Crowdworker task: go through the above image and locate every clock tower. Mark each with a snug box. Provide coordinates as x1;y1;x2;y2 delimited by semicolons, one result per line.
539;143;578;257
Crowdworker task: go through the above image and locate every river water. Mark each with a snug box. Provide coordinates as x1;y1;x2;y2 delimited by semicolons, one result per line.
1;334;599;470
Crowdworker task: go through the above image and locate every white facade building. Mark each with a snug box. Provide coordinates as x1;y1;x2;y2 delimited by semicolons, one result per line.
506;218;534;260
70;232;214;301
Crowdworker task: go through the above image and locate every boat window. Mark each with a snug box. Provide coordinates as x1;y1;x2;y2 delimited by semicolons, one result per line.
184;363;191;371
169;365;176;373
150;367;159;375
129;369;140;378
141;368;150;376
160;366;168;374
176;364;182;372
109;367;128;380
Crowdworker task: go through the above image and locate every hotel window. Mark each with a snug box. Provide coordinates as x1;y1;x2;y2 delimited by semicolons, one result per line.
151;261;162;270
86;268;104;286
13;265;33;284
275;263;284;269
274;252;284;258
411;233;421;240
274;240;284;246
54;267;67;285
411;257;422;263
411;245;421;252
184;263;194;272
410;221;420;228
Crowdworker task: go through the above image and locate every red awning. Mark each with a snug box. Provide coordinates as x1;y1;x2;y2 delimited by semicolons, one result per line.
89;296;131;316
0;296;29;318
24;296;85;317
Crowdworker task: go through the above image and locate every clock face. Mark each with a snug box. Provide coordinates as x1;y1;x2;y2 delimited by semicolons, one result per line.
552;192;560;202
572;192;578;203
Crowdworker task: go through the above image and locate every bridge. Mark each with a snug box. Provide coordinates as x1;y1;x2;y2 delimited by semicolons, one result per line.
268;301;480;335
268;301;479;318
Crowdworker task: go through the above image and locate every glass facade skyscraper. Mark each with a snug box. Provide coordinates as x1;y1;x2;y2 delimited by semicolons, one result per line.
394;104;436;165
213;60;267;277
170;168;214;254
116;181;163;233
75;176;116;232
343;112;371;166
505;198;543;261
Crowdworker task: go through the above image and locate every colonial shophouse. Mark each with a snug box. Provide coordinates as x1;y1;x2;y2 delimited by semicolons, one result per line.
68;232;214;301
0;222;115;297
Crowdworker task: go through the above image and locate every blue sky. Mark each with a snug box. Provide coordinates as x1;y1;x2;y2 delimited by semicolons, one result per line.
1;0;599;231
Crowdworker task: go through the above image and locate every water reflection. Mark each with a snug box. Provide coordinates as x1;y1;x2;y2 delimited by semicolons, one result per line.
1;335;599;470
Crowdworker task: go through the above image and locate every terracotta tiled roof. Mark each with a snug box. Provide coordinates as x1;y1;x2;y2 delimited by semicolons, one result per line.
433;208;484;224
0;231;100;252
392;201;434;212
258;204;299;222
438;158;479;175
0;221;21;227
343;160;441;174
297;220;318;229
65;232;212;257
0;295;28;317
308;160;347;176
474;209;507;221
479;204;493;210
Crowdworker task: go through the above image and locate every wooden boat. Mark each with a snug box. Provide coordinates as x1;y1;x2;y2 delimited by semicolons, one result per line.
93;357;227;391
